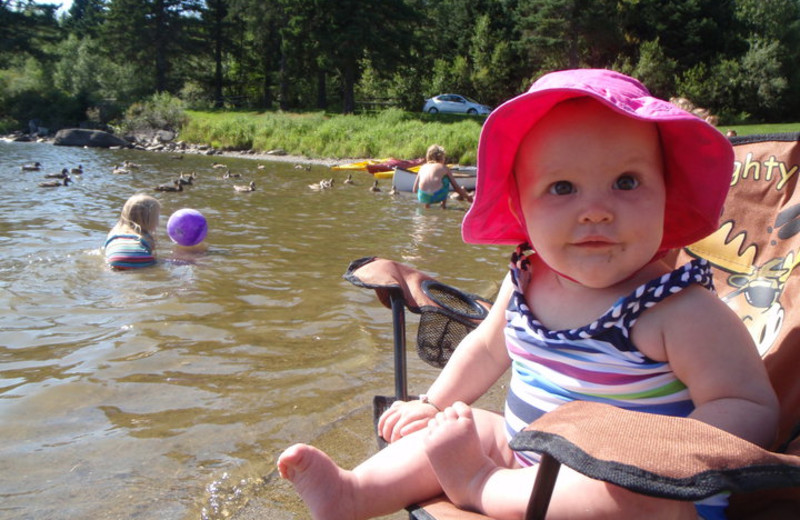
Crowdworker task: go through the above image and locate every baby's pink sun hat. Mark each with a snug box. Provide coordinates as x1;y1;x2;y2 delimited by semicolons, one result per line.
461;68;734;251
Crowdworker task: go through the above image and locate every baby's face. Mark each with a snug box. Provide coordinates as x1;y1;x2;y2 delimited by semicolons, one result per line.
514;98;666;288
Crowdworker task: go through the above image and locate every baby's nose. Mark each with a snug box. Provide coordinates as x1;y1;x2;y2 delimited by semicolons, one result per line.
579;196;614;223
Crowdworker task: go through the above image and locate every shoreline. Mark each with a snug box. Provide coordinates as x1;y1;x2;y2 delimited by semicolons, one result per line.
2;133;365;168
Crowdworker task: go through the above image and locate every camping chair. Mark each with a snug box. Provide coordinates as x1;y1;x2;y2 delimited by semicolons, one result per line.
346;133;800;519
344;256;492;450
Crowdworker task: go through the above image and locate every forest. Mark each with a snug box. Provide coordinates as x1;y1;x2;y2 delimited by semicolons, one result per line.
2;0;800;134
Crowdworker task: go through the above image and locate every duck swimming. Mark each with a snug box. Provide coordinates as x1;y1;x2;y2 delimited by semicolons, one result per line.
234;181;256;192
343;174;354;185
177;171;196;185
39;176;71;188
21;162;42;171
369;180;381;192
154;180;183;192
70;165;83;174
308;178;334;191
44;168;70;179
112;164;130;174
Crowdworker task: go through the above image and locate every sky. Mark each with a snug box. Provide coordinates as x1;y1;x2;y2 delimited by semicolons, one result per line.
33;0;73;16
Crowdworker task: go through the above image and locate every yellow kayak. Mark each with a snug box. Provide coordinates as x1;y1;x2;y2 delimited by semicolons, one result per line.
331;159;392;171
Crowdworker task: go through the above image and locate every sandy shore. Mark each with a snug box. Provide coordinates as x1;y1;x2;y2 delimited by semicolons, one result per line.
211;149;356;168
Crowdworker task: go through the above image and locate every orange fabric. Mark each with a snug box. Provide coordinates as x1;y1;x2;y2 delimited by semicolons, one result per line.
680;135;800;448
344;257;437;311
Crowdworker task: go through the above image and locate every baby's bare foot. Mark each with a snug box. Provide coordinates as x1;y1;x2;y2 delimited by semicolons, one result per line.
278;444;357;520
424;402;498;511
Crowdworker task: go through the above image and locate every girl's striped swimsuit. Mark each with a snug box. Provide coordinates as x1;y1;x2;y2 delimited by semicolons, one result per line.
502;245;715;466
104;233;156;269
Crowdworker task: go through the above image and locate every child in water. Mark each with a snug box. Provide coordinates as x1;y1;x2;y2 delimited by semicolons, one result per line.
412;144;474;208
278;69;779;519
104;193;161;269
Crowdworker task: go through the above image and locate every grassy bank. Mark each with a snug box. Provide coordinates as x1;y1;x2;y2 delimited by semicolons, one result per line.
181;108;485;164
181;109;800;165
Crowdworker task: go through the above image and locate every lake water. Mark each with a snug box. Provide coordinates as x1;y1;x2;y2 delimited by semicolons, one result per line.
0;140;507;519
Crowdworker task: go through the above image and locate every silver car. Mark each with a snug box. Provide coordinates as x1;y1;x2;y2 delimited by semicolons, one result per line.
422;94;491;115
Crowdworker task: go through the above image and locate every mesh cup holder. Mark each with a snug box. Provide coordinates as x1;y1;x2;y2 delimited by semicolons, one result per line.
416;280;490;368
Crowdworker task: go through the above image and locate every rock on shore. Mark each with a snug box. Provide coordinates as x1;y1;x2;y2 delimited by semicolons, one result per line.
53;129;132;148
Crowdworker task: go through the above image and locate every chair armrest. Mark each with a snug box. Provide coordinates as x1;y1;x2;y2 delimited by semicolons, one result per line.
510;401;800;502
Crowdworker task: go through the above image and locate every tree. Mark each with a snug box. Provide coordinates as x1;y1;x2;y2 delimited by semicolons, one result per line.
515;0;622;74
100;0;201;96
0;0;61;66
63;0;107;37
620;0;738;72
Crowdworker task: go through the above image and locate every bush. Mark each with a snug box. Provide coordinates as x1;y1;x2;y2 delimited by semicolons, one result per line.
115;92;189;137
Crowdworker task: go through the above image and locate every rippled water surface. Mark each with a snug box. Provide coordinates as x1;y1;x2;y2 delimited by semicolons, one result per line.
0;140;507;519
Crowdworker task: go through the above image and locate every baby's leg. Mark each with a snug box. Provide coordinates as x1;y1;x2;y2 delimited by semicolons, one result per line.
425;402;533;518
424;403;698;520
278;430;443;520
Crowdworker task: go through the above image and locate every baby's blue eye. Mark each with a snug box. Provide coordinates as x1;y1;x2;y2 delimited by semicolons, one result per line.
549;181;574;195
614;174;639;190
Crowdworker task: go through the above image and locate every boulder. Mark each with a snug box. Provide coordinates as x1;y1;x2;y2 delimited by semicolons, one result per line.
53;129;130;148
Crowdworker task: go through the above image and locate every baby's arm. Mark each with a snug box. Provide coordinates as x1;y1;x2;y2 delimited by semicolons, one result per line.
378;276;513;442
649;286;779;447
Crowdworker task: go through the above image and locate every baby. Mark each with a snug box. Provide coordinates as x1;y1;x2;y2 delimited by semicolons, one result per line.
278;69;778;519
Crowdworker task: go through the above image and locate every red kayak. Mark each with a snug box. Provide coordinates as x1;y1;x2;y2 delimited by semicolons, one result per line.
365;157;425;174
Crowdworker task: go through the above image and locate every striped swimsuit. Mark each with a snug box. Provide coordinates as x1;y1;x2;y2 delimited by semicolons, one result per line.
104;233;156;269
503;245;715;465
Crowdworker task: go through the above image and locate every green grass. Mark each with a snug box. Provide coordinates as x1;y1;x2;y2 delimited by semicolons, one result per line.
182;109;485;164
724;122;800;136
181;109;800;164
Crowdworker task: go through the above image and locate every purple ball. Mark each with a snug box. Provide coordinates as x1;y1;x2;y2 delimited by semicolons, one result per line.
167;208;208;246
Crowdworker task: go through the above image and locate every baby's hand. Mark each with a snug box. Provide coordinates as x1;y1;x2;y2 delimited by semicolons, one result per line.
377;399;439;443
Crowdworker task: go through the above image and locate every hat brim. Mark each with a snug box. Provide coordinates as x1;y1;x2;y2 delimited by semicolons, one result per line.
462;71;734;251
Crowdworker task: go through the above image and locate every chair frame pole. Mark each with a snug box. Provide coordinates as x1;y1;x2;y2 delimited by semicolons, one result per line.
525;453;561;520
389;290;409;401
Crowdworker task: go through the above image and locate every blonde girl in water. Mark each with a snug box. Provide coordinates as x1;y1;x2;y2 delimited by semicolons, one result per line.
104;193;161;269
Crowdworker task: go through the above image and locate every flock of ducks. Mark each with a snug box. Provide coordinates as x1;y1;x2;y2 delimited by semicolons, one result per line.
22;162;83;188
306;173;396;194
22;159;398;195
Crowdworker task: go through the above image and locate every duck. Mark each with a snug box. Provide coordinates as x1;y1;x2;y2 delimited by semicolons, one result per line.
369;180;381;192
112;164;130;174
177;171;196;185
389;184;398;195
257;164;266;170
123;160;141;170
70;164;83;174
234;181;256;192
211;162;228;169
223;170;241;179
343;174;354;185
21;162;42;171
44;168;70;179
39;176;71;188
154;180;183;192
294;164;311;171
308;178;334;191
